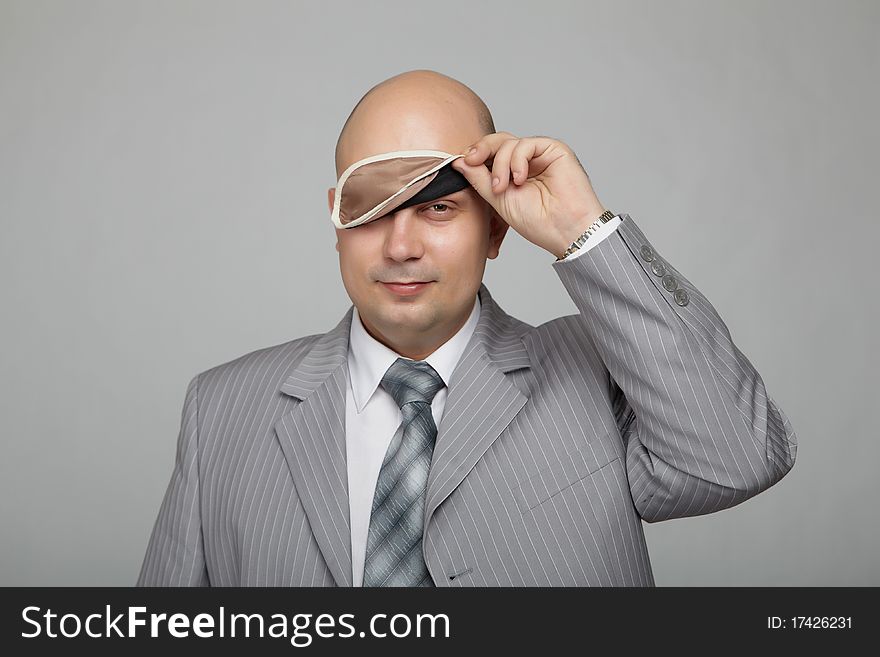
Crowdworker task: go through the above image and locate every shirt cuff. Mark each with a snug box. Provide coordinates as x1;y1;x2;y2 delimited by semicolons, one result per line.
557;214;622;262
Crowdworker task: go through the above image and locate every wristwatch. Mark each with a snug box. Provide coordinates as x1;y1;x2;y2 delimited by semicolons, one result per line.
556;210;616;261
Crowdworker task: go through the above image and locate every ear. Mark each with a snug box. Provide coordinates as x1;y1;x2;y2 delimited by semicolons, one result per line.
327;186;335;214
486;207;509;260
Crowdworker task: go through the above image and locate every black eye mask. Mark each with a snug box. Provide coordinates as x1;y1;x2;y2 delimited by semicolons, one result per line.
383;159;470;216
331;150;471;229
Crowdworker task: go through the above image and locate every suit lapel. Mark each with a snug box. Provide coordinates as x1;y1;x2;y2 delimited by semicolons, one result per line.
274;308;354;587
423;283;532;544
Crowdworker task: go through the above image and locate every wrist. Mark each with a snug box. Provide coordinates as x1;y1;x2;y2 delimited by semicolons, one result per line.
553;206;608;259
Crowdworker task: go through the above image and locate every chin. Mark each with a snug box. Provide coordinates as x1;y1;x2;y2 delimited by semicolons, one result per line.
379;301;437;329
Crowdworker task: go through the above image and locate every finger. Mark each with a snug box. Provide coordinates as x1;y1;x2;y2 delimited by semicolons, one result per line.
449;157;497;208
461;131;518;166
519;137;564;178
490;138;519;193
510;139;537;185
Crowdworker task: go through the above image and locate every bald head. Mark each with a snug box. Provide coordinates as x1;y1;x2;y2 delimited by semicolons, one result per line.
334;69;494;178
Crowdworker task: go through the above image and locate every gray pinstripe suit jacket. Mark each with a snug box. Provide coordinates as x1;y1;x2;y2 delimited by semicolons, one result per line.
137;214;797;587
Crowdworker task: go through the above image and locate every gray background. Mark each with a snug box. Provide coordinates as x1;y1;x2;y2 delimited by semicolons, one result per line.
1;0;877;586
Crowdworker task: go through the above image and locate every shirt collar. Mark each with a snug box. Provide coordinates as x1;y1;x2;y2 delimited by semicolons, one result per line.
347;294;481;413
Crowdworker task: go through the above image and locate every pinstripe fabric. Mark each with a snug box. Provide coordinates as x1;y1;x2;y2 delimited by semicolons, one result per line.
362;358;445;587
137;213;797;587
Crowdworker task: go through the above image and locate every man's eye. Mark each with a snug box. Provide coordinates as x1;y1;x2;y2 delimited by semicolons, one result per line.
427;203;450;213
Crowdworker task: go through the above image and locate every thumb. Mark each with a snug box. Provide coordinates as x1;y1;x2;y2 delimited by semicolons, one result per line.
450;156;497;207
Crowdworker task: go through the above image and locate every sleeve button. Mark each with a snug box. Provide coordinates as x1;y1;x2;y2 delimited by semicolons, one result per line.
662;274;678;291
673;288;690;306
639;245;655;262
651;260;666;277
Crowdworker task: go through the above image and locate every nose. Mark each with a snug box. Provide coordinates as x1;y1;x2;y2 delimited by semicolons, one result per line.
382;209;425;262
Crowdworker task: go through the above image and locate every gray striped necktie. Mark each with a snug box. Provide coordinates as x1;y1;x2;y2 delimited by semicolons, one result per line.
362;357;445;587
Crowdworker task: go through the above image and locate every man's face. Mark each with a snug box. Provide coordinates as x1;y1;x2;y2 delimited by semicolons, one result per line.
330;185;505;351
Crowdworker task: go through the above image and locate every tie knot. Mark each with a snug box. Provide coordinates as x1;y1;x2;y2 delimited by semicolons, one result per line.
380;357;445;409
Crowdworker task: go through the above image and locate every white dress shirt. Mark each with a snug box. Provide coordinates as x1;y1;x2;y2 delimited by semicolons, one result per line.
343;215;621;585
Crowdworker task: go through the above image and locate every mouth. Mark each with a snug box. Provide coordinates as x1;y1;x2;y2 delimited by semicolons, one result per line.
379;281;434;296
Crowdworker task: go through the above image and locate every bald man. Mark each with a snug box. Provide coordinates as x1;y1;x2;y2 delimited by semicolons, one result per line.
138;70;797;587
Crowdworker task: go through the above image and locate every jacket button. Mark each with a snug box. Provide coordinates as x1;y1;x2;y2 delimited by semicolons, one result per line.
639;245;655;262
651;260;666;277
673;288;690;306
662;274;678;291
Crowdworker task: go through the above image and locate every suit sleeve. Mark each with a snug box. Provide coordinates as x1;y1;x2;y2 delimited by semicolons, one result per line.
552;213;797;523
137;374;210;585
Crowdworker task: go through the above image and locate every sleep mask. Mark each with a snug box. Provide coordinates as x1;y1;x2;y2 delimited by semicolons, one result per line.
331;149;471;229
